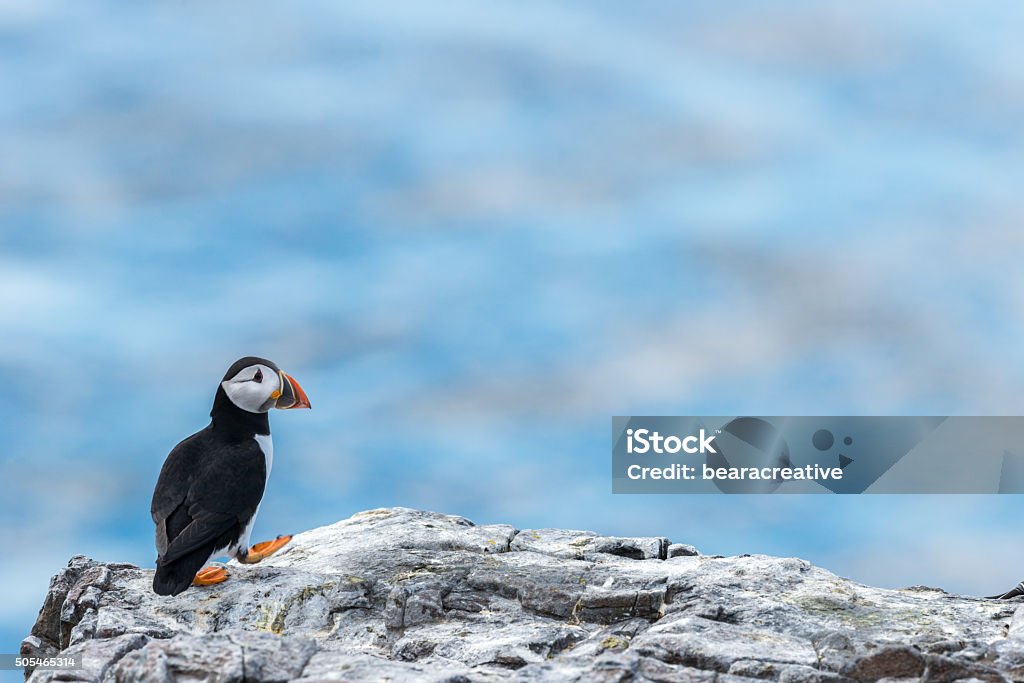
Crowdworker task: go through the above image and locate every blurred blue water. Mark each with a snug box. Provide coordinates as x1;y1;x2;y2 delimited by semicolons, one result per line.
2;0;1024;668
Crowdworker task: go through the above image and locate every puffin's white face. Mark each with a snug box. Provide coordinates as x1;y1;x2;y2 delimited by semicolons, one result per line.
221;363;283;413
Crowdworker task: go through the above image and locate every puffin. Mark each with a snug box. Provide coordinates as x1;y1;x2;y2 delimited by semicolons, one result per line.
150;357;311;596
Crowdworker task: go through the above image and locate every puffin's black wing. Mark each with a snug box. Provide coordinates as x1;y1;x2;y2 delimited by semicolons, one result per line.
151;428;267;595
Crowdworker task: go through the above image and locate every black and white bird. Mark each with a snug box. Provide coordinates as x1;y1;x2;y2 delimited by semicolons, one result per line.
150;357;311;596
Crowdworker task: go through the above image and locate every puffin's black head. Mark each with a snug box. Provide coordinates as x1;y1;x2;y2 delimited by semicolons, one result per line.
218;356;311;414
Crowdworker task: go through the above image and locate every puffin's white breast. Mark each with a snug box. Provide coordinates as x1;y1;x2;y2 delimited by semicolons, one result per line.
254;433;273;477
220;433;273;558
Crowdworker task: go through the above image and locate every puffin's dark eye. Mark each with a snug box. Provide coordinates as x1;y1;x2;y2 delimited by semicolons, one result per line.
253;369;263;383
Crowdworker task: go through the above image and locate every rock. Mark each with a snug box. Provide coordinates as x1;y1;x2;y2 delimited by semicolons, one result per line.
508;528;668;561
1009;605;1024;639
18;507;1024;682
667;543;700;558
844;646;925;680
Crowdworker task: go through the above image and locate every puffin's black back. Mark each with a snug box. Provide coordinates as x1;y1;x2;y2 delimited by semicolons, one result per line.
151;358;274;596
151;430;269;595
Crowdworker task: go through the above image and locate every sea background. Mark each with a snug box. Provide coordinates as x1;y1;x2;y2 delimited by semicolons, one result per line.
2;0;1024;667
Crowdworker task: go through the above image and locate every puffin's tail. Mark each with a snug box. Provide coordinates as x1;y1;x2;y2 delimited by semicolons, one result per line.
153;543;216;596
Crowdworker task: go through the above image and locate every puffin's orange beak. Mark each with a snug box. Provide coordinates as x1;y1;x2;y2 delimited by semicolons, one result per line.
275;372;311;410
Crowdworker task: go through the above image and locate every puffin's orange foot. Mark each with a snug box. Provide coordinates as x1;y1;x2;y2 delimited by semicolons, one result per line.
240;534;292;564
192;566;229;586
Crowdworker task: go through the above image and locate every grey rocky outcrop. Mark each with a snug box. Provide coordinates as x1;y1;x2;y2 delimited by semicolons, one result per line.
20;507;1024;682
